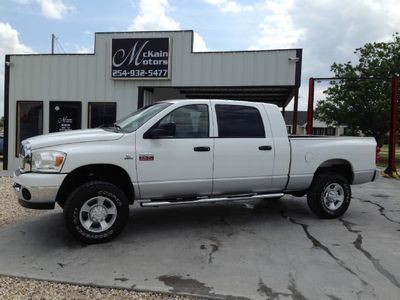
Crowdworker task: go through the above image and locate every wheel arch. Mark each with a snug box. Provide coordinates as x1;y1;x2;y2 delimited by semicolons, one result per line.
314;159;354;184
56;164;134;207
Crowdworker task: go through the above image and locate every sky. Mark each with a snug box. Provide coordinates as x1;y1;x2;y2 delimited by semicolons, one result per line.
0;0;399;116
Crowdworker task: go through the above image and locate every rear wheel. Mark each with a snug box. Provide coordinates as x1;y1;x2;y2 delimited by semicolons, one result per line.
307;173;351;219
63;181;129;244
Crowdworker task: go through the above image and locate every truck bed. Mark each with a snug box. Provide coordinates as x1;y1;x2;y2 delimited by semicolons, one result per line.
285;136;376;191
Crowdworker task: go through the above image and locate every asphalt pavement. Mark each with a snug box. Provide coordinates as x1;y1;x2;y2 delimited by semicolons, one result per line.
0;175;399;299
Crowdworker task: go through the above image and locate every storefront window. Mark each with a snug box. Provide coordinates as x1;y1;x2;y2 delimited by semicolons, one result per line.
49;101;82;132
325;127;336;136
16;101;43;156
88;102;117;128
312;128;325;135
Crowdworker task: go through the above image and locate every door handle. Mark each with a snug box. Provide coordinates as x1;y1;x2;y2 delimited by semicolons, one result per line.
259;145;272;151
194;146;211;152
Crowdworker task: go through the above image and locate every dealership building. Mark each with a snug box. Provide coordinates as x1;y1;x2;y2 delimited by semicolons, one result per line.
3;30;302;170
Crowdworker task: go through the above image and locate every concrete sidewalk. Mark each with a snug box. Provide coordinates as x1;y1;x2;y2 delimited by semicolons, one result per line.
0;176;399;299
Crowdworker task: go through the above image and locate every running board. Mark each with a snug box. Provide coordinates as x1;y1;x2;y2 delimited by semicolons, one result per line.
140;193;284;208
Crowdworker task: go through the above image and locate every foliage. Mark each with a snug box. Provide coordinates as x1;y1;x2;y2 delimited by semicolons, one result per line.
315;33;400;145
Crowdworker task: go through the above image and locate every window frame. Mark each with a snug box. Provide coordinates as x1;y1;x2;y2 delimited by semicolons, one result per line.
88;102;117;128
143;104;211;139
214;104;266;138
16;100;43;157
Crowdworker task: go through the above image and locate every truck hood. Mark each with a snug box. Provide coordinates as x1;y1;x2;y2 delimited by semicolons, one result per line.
25;129;124;150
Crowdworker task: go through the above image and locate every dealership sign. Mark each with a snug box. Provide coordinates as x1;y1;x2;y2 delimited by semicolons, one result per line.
111;38;170;79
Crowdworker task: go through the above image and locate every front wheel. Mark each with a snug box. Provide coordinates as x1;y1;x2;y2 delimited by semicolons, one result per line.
307;173;351;219
63;181;129;244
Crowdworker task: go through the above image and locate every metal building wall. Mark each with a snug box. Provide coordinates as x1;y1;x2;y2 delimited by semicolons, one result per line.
5;30;299;169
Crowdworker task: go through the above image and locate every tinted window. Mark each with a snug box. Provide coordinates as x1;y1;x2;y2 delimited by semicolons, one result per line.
16;101;43;156
88;102;116;128
215;104;265;138
150;104;209;138
49;101;82;132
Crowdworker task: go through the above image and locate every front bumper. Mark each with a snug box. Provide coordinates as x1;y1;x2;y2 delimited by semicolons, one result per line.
13;171;67;210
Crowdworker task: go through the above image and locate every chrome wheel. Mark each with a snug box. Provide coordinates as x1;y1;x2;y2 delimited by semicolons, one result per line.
322;183;345;211
79;196;117;233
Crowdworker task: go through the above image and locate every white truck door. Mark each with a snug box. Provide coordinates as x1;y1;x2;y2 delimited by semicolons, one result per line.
212;102;274;195
136;103;213;199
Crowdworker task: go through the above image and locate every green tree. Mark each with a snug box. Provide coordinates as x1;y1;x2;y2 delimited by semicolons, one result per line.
0;116;3;127
315;33;400;145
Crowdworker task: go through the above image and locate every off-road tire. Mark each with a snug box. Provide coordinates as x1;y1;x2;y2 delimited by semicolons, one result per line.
63;181;129;244
307;172;351;219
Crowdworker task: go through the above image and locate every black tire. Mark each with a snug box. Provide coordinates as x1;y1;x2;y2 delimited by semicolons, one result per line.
307;172;351;219
63;181;129;244
290;191;307;198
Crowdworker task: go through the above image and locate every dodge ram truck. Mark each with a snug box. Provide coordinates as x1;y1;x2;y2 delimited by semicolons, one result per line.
14;99;377;243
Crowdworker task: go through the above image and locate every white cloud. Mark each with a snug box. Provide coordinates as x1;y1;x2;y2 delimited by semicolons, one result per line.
0;22;34;116
13;0;72;19
128;0;180;31
277;0;400;111
193;32;208;52
37;0;72;19
75;46;92;54
0;23;33;55
248;0;305;50
129;0;209;51
204;0;255;13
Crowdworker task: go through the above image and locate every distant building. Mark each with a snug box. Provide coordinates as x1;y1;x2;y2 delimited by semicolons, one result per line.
283;111;346;136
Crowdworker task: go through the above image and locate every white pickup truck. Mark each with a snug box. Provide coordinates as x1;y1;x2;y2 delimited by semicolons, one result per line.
14;99;377;243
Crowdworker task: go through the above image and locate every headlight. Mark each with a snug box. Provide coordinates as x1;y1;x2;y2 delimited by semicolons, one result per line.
31;151;66;173
19;141;32;172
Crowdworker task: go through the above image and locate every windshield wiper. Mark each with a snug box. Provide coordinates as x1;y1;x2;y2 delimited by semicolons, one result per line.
112;123;122;130
100;123;122;132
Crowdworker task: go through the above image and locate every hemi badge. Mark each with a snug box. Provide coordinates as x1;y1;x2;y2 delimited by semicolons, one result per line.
139;155;154;161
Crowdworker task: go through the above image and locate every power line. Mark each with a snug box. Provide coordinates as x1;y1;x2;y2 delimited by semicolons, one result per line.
51;34;67;54
55;37;66;54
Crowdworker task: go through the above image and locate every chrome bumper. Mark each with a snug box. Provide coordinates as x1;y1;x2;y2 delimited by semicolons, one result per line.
13;183;57;209
13;171;66;210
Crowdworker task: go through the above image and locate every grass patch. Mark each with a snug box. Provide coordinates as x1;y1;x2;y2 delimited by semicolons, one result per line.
377;144;400;168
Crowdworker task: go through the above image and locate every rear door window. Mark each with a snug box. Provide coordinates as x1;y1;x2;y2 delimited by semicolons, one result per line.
215;104;265;138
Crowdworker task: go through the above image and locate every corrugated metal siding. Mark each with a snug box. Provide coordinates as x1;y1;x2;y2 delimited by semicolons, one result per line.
6;30;299;169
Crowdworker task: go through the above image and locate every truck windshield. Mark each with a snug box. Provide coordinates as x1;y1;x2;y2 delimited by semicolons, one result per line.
114;102;172;133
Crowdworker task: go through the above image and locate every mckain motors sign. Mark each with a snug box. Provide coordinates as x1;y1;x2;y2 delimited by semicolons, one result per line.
111;37;170;79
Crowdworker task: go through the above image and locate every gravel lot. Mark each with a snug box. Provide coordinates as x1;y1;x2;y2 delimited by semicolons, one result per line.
0;176;196;300
0;177;42;228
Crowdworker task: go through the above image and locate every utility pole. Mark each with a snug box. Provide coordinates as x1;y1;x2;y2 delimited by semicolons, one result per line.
51;33;55;54
384;76;399;176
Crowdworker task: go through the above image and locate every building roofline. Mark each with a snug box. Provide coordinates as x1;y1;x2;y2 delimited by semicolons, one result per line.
95;29;194;35
5;30;302;57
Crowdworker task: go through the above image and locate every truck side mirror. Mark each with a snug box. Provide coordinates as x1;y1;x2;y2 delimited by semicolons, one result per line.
149;128;168;138
144;122;176;139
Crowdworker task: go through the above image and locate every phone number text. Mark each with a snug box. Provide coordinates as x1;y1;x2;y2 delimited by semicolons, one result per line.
112;69;168;78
